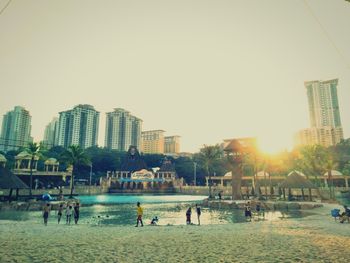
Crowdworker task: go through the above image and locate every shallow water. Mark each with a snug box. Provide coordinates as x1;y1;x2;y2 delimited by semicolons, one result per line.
0;194;310;226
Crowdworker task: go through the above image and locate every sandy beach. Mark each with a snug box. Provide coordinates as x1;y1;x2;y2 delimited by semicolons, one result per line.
0;204;349;263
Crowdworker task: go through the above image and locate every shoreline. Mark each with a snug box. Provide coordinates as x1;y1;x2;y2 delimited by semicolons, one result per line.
0;203;349;263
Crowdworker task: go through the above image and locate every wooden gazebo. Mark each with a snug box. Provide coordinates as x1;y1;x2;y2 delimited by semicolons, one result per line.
279;171;316;201
0;166;29;201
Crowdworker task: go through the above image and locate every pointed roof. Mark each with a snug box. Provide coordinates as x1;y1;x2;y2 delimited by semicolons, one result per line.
158;158;175;172
323;170;343;176
224;139;245;153
121;146;148;172
0;167;29;189
279;171;315;189
45;158;59;165
15;151;39;160
0;154;6;163
223;138;257;154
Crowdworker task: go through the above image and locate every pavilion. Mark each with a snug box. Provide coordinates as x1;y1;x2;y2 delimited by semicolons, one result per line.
278;171;316;201
0;166;29;201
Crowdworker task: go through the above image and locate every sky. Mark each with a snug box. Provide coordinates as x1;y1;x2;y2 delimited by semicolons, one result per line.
0;0;349;153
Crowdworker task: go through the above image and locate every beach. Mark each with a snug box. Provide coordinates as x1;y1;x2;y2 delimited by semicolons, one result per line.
0;204;349;263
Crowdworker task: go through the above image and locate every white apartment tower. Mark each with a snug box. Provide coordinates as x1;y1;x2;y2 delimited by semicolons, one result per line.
57;105;99;149
43;117;59;149
105;108;142;151
0;106;32;152
295;79;343;147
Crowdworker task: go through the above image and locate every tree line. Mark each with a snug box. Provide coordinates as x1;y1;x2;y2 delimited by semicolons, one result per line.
1;138;350;191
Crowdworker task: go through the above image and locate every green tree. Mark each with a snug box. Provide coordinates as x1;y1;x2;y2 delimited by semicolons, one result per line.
198;144;222;198
25;142;43;197
297;145;328;185
61;145;90;198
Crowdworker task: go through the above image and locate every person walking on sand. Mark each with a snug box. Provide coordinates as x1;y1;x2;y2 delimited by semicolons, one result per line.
42;203;51;226
195;204;201;225
135;202;144;227
74;203;80;224
57;203;64;224
186;207;192;225
66;204;73;225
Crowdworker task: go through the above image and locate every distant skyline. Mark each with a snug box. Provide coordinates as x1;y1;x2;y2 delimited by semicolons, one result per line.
1;0;349;153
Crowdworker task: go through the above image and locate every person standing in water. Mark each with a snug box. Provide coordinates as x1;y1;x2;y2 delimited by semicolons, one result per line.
195;204;201;225
42;203;51;226
66;204;73;225
57;203;64;224
244;202;252;222
135;202;144;227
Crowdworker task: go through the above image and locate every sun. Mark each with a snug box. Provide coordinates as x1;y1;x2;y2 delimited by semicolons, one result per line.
257;136;291;155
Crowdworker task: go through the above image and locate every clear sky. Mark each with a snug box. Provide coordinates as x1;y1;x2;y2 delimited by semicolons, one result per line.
0;0;349;153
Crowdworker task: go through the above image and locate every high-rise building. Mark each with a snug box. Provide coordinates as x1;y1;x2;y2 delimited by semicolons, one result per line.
141;130;165;154
57;104;99;149
164;136;180;154
105;108;142;151
0;106;32;152
305;79;342;128
294;127;344;148
42;117;58;149
295;79;343;147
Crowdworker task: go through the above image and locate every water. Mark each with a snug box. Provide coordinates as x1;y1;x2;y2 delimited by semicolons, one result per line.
77;194;208;205
0;194;308;226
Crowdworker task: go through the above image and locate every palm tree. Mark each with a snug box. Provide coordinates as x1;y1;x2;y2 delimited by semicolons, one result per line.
298;145;328;185
25;142;42;198
198;144;222;198
61;145;90;198
224;140;252;200
324;157;338;200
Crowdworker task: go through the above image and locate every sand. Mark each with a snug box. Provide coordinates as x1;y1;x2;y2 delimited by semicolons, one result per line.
0;204;349;263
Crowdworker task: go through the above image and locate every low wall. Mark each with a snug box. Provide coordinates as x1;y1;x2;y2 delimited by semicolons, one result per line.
109;189;176;194
175;186;347;200
0;186;109;197
204;199;324;211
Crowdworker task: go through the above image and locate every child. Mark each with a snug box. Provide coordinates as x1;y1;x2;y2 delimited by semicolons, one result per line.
66;205;73;225
244;202;252;222
150;216;159;225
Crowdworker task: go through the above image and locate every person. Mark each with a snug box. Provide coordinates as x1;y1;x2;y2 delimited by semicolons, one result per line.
186;207;192;225
74;203;80;224
256;202;261;214
218;192;222;200
244;202;252;221
57;203;64;224
42;203;51;226
58;186;64;201
150;216;159;225
245;188;250;200
195;204;201;225
339;205;350;223
135;202;144;227
66;204;73;225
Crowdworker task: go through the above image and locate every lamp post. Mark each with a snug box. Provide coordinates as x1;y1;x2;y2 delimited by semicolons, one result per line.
89;164;93;187
193;162;197;186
